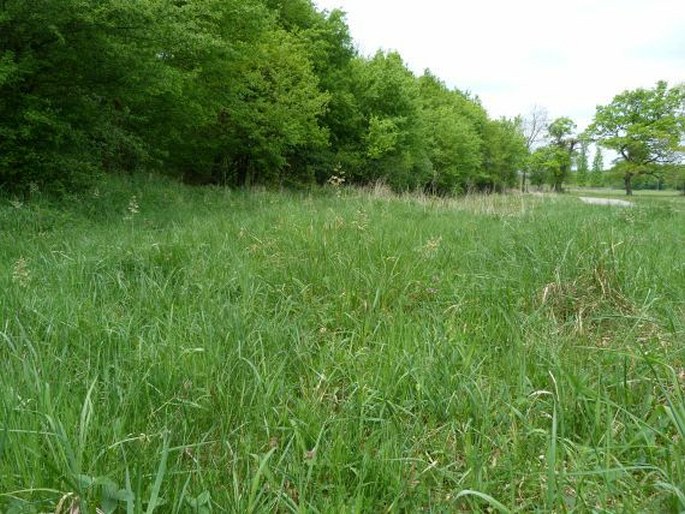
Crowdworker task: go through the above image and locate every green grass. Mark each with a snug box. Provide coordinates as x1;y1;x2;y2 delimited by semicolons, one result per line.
1;176;684;512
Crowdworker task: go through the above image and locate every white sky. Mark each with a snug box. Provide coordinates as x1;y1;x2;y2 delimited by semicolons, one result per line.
312;0;685;130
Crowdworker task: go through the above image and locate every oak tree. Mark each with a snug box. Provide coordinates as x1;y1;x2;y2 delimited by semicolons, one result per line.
588;81;685;195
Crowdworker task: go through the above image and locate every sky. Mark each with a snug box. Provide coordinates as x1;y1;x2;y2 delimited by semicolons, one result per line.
312;0;685;130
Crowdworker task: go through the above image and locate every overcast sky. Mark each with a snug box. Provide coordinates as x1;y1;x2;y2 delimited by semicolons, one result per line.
312;0;684;130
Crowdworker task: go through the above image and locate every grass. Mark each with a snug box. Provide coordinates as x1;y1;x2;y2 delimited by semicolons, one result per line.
1;176;684;512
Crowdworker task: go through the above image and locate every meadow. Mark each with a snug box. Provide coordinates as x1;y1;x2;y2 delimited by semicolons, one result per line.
1;177;684;513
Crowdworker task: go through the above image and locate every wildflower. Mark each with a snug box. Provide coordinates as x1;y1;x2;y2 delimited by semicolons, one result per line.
327;164;346;197
327;174;345;187
327;163;346;187
127;195;140;215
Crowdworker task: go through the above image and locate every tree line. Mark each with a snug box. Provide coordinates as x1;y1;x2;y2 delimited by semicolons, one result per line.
1;0;683;195
0;0;528;194
523;81;685;196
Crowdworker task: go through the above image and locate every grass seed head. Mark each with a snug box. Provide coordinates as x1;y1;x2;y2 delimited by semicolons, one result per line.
12;257;31;287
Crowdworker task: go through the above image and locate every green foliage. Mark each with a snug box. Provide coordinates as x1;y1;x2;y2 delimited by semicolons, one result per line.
575;139;590;185
349;51;424;189
155;0;329;187
588;81;685;195
590;148;605;186
548;117;576;143
480;117;528;192
663;164;685;194
418;72;483;193
526;117;578;192
528;146;554;189
0;0;530;194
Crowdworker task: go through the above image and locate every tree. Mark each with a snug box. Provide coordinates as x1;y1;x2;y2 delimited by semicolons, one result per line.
522;117;577;192
152;0;329;187
350;51;425;189
663;164;685;194
575;138;590;186
547;117;578;192
520;106;549;191
263;1;360;183
480;117;528;192
590;148;604;186
0;0;334;190
527;147;553;190
0;0;168;190
0;0;542;194
417;72;483;194
587;81;685;195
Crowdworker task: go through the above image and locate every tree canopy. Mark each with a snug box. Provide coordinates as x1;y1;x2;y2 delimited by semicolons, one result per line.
0;0;528;194
4;1;680;197
587;81;685;195
523;116;579;192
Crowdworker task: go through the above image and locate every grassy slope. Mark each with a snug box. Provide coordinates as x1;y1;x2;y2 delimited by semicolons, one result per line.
1;178;684;513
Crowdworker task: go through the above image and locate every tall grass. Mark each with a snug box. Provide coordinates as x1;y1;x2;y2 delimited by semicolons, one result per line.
1;176;683;512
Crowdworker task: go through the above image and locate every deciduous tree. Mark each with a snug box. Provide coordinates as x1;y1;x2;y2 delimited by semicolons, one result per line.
587;81;685;195
520;106;549;191
575;138;590;186
590;148;605;186
547;117;578;192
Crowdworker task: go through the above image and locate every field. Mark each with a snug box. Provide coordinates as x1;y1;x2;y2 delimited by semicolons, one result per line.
1;177;684;513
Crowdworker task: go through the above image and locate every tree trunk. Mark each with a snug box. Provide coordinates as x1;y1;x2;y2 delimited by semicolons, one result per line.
521;171;527;193
624;173;633;196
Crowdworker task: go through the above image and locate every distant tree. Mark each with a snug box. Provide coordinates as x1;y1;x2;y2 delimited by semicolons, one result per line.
522;105;550;150
523;117;578;193
546;117;578;192
521;106;549;191
664;164;685;194
591;148;604;173
480;117;528;192
416;72;526;194
527;147;553;190
575;138;590;186
590;148;605;186
587;81;685;195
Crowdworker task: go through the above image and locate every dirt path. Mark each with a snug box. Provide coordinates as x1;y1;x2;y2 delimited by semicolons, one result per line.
579;196;634;207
